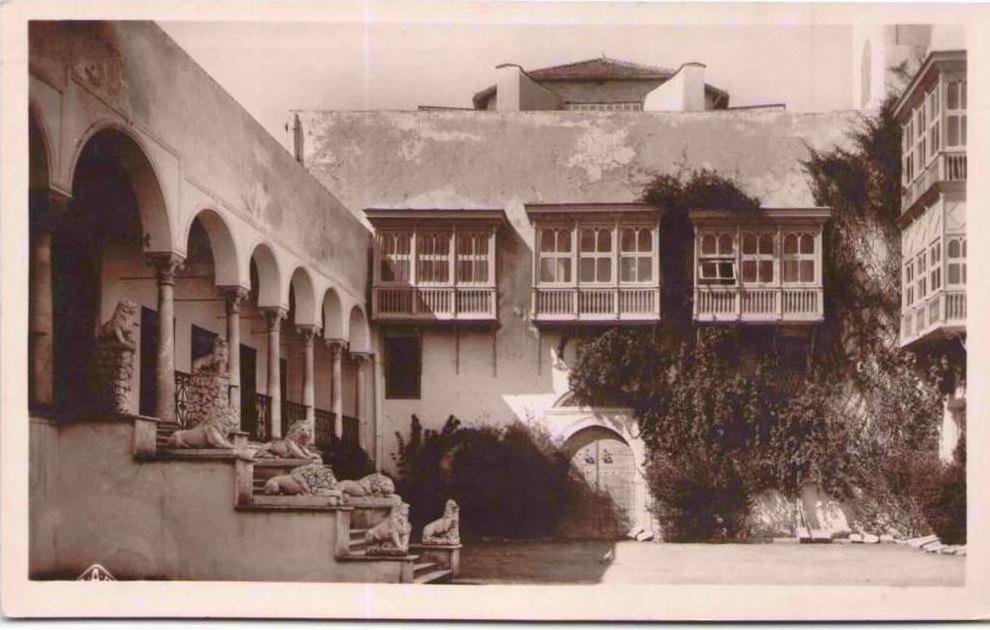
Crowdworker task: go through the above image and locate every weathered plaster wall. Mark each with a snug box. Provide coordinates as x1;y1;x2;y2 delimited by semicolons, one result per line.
299;108;860;468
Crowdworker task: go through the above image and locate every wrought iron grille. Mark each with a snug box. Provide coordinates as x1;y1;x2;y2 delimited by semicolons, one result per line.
174;370;192;428
254;393;271;442
314;407;336;448
281;400;308;437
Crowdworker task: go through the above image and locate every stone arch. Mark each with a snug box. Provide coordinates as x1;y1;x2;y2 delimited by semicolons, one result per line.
68;122;173;254
347;305;371;353
288;266;318;327
321;287;345;340
183;208;242;288
560;424;630;459
29;104;51;189
248;242;282;308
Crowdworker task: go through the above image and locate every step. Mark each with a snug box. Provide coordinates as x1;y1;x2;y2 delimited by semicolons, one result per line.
413;561;437;577
414;568;452;584
350;528;368;539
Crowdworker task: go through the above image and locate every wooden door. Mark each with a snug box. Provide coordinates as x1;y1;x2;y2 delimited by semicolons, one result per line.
567;428;635;535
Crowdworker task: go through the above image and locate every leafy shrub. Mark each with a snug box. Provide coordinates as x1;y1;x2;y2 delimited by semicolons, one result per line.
321;435;376;480
392;415;618;540
923;461;966;545
646;447;752;541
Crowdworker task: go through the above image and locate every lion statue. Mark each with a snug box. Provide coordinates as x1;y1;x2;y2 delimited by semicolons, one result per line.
254;421;321;460
422;499;460;545
262;463;341;500
191;336;230;376
336;472;395;499
365;502;411;556
165;421;238;449
92;298;139;415
98;298;138;351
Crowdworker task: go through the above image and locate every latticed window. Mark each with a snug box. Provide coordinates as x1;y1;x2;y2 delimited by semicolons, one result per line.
699;232;735;284
915;104;927;172
379;231;411;282
620;227;653;283
415;232;451;284
929;239;942;291
781;233;815;283
916;251;927;299
579;228;613;283
947;237;967;285
928;85;941;159
538;228;572;283
456;232;490;284
903;117;915;184
741;232;775;284
904;260;915;306
946;80;967;148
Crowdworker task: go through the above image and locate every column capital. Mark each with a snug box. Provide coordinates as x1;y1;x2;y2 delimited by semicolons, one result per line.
146;252;186;285
297;324;321;342
261;306;288;331
324;337;349;354
219;285;251;312
350;351;374;365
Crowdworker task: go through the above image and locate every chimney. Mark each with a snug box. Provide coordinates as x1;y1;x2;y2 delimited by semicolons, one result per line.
680;62;706;112
495;64;523;111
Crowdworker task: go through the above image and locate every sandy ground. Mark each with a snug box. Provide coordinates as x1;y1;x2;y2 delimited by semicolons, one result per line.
455;540;965;586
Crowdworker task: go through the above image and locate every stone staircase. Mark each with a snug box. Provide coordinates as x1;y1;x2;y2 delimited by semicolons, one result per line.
98;415;461;583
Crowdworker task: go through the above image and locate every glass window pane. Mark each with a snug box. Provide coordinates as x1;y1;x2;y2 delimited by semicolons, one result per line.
597;258;611;282
558;258;571;282
742;260;757;282
540;231;555;253
539;258;555;282
759;234;774;255
701;262;717;279
598;230;611;253
759;260;773;282
476;261;488;283
962;240;967;257
742;234;757;255
718;262;734;280
621;229;635;252
580;257;595;282
638;229;651;252
477;235;489;255
621;258;635;282
947;264;959;284
948;116;959;145
800;234;814;254
580;229;595;252
800;260;814;283
558;231;571;253
962;116;967;145
718;234;734;255
961;81;967;109
783;260;798;283
701;234;716;255
381;261;394;282
783;234;798;254
638;257;651;282
948;82;958;109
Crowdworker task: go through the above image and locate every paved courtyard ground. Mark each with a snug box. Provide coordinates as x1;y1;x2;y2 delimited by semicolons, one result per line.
455;541;965;586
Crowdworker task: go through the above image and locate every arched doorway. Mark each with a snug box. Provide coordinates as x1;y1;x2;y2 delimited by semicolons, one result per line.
562;426;635;535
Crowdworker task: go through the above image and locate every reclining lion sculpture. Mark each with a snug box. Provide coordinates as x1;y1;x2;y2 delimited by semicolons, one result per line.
262;463;340;500
335;472;396;499
253;422;321;460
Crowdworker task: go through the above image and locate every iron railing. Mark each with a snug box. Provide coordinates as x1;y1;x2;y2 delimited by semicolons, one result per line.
281;400;308;437
174;370;192;428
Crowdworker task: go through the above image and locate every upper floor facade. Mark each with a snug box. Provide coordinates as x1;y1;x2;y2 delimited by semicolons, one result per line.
366;203;830;327
894;50;967;348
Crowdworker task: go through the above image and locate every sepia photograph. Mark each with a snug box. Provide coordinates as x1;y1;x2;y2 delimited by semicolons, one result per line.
1;0;987;620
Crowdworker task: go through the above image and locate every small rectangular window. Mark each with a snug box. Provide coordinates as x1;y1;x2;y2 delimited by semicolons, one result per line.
384;334;421;399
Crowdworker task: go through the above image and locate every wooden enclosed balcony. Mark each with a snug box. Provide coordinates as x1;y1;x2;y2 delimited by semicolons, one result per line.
900;288;966;347
902;150;966;216
694;286;823;323
531;286;660;323
373;285;497;322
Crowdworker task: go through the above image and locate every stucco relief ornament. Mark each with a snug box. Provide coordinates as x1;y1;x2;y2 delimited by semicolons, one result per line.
91;298;138;416
165;338;240;449
365;502;412;556
253;422;321;460
422;499;461;545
